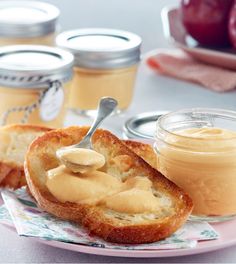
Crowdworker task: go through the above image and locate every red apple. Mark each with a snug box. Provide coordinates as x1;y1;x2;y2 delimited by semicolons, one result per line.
228;0;236;48
181;0;233;47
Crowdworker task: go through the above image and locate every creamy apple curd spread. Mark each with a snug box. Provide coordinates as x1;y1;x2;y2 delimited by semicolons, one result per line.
46;148;162;214
156;126;236;217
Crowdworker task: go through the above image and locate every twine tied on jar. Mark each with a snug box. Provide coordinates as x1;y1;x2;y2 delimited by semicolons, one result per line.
0;80;62;126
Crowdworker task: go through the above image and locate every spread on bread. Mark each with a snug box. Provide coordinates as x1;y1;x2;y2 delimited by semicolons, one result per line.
56;148;105;173
25;127;193;244
158;127;236;216
46;149;161;214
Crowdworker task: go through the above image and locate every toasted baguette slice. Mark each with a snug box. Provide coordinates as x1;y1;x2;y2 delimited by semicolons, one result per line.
25;126;193;244
123;140;158;169
0;125;154;190
0;124;52;189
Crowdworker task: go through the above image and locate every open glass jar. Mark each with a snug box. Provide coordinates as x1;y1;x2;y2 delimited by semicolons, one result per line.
56;28;141;116
0;1;59;46
0;45;74;127
155;108;236;222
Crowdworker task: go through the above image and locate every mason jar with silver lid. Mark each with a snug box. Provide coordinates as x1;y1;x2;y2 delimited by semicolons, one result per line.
56;28;142;115
0;1;59;46
0;45;74;127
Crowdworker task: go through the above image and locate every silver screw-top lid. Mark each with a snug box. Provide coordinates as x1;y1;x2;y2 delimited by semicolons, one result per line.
56;28;142;69
0;1;59;38
123;111;169;139
0;45;74;88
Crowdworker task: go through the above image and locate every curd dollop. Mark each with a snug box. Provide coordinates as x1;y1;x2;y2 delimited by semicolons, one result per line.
57;148;105;173
46;148;161;214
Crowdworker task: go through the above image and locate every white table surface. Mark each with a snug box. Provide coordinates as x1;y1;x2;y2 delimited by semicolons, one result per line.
1;0;236;263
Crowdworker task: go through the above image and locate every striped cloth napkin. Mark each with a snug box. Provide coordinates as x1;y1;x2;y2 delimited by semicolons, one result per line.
146;49;236;92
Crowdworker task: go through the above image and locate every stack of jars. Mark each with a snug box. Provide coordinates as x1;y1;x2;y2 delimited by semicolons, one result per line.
0;1;141;127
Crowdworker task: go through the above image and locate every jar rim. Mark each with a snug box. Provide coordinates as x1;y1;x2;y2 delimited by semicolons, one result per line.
0;1;59;37
0;45;74;88
157;108;236;142
56;28;141;69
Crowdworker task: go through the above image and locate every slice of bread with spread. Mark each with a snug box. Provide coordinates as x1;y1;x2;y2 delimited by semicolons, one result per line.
0;124;156;190
25;126;193;244
0;124;51;189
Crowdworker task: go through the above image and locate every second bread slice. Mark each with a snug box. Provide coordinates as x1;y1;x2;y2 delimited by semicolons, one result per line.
0;124;51;189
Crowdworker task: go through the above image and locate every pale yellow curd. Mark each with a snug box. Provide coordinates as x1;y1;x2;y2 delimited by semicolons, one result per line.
69;66;137;110
157;127;236;216
56;28;141;114
56;148;105;173
46;148;161;214
0;33;55;46
0;83;70;127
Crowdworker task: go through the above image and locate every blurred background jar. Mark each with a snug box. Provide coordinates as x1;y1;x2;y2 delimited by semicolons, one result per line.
0;45;74;127
0;1;59;46
56;28;142;116
155;108;236;222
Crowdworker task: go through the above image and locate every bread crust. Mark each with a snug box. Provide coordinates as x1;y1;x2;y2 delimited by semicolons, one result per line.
123;140;158;169
0;124;51;189
25;126;193;244
0;124;52;133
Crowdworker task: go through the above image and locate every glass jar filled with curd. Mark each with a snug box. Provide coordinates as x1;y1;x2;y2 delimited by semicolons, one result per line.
56;28;141;116
155;108;236;222
0;1;59;46
0;45;74;127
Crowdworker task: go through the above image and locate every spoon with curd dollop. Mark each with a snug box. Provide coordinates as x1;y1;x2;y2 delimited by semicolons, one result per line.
56;97;117;173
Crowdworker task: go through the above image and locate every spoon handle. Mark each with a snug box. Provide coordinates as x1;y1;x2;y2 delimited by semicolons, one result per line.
82;97;118;145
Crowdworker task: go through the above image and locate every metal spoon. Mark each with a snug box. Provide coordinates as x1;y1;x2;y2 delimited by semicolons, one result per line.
56;97;118;172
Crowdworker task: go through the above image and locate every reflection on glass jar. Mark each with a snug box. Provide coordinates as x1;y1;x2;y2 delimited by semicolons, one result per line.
0;1;59;46
56;28;141;116
155;108;236;222
0;45;74;127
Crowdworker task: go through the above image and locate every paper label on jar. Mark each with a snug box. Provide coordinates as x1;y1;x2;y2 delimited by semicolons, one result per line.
39;82;64;122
